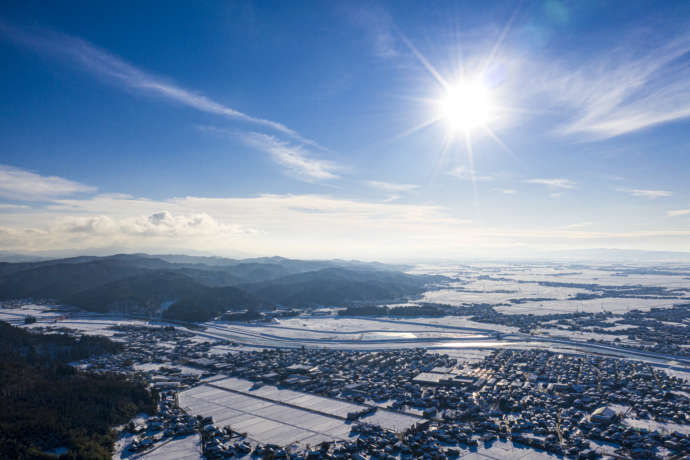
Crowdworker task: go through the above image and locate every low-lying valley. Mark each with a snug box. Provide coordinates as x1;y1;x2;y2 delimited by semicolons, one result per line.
1;254;690;459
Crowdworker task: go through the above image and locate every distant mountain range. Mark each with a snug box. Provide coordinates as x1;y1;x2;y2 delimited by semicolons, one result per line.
0;254;444;321
0;251;50;263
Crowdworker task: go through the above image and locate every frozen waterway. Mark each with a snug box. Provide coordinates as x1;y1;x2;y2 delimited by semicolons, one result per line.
7;304;690;369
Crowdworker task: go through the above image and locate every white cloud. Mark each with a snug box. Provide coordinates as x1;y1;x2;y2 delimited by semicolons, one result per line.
564;222;593;229
366;181;419;192
124;211;250;237
494;189;516;195
667;209;690;217
0;21;321;148
367;181;419;203
381;194;401;203
240;132;340;181
524;178;576;189
619;188;672;199
0;204;30;210
57;215;118;234
0;193;475;257
536;30;690;139
0;164;96;201
448;166;494;182
57;211;250;239
2;192;690;257
345;4;399;59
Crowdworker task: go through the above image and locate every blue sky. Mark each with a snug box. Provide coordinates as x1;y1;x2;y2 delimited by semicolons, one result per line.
1;0;689;259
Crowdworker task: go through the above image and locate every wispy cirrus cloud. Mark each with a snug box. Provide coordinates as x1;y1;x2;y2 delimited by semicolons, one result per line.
240;132;340;181
667;209;690;217
366;180;419;202
0;20;321;148
563;221;593;229
0;164;95;201
618;188;672;199
366;181;419;192
524;178;576;189
344;4;399;59
448;166;494;182
539;29;690;139
0;204;30;210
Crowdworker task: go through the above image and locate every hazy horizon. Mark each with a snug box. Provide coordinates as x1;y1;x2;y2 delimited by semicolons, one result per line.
3;247;690;266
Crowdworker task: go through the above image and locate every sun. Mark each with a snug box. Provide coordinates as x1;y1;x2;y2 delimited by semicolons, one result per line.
438;79;492;132
390;30;517;182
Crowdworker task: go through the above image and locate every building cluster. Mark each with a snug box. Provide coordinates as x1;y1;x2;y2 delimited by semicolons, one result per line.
68;324;690;459
554;304;690;357
463;350;690;458
199;417;253;459
206;348;690;459
443;299;690;358
216;348;459;404
124;393;197;452
76;325;215;386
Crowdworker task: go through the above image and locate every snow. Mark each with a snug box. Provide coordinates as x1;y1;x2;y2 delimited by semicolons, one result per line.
624;418;690;435
358;409;423;432
140;434;202;460
458;439;564;459
0;304;65;325
178;377;424;447
417;263;690;316
133;363;205;376
179;384;356;447
113;433;202;460
495;297;678;316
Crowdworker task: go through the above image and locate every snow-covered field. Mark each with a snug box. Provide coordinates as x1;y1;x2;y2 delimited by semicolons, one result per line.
179;384;356;447
113;432;202;460
421;279;587;305
195;316;517;351
417;263;690;315
2;263;688;368
3;262;688;460
0;305;684;368
139;435;202;460
0;304;65;325
494;297;678;315
179;376;424;447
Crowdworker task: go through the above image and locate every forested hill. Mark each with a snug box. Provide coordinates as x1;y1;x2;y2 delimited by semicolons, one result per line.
241;267;445;306
0;254;446;321
0;321;120;364
0;322;157;459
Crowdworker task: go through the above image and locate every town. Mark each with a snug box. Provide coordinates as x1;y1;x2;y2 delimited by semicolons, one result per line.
67;324;690;459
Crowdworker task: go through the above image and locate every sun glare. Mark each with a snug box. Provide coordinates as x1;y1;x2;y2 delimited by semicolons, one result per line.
393;34;513;167
439;80;491;132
